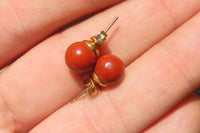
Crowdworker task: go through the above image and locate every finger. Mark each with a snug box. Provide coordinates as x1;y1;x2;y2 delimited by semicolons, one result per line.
30;12;200;133
1;0;200;132
143;94;200;133
0;0;123;68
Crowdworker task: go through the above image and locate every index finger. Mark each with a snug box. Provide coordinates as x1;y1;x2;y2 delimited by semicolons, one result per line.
0;0;123;68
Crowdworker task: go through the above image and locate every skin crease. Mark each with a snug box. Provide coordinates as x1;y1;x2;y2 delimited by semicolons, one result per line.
142;94;200;133
0;0;200;133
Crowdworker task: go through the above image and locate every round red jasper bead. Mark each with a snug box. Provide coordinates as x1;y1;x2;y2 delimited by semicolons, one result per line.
65;41;97;73
94;55;124;85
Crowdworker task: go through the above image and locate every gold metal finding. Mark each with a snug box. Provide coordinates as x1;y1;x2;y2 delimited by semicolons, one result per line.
92;73;107;88
83;17;119;56
105;17;118;33
70;78;99;103
84;40;100;56
70;87;90;103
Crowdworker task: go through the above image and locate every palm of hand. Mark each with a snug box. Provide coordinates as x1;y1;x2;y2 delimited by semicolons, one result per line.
0;0;200;133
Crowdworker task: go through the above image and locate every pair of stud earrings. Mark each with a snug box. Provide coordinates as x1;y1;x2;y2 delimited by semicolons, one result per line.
65;17;124;103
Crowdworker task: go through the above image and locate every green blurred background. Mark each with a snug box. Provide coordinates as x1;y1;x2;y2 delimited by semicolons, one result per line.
195;87;200;97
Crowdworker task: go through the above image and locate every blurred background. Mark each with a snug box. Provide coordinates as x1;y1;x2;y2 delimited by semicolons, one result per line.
195;87;200;97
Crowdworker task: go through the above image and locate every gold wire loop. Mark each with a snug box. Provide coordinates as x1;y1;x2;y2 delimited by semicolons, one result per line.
71;77;97;103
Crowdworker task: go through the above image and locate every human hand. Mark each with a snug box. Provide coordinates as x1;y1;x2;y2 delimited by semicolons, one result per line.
0;0;200;133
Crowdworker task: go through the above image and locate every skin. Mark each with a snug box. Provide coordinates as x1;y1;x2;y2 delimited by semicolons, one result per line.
0;0;200;133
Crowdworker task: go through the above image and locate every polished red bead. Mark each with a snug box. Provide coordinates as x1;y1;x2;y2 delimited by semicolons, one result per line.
65;42;97;73
94;55;124;85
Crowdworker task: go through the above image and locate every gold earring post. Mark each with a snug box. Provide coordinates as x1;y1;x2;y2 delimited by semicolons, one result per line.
104;16;118;33
70;87;90;103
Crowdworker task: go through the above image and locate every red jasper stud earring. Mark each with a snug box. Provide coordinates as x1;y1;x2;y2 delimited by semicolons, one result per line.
65;17;118;73
71;54;124;103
